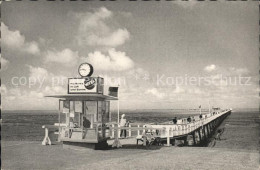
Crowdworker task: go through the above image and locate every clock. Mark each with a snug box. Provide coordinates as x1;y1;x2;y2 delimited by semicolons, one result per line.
78;63;94;77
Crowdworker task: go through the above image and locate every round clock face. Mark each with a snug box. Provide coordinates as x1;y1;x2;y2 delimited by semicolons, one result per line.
78;63;94;77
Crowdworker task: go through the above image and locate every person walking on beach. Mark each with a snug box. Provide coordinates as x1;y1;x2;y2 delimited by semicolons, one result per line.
120;114;127;138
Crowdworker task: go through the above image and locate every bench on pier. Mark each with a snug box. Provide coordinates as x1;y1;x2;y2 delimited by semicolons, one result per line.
136;126;162;146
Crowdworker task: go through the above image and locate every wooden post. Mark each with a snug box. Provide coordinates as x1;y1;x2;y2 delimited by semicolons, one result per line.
174;125;177;136
209;123;212;132
206;124;210;137
172;137;176;146
184;135;187;146
109;112;111;122
143;136;147;146
203;126;207;139
137;125;140;136
167;127;171;146
111;124;115;138
58;103;61;142
57;127;61;142
128;124;131;137
42;127;51;145
192;132;196;145
112;124;122;148
118;123;120;138
198;129;202;142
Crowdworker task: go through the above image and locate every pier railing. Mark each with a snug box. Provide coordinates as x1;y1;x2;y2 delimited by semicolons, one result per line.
108;109;231;146
42;109;230;146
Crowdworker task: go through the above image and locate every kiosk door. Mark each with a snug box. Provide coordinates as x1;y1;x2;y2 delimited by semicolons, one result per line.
58;99;67;126
84;101;97;128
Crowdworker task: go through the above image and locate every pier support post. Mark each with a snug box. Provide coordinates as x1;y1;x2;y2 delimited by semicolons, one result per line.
172;138;176;146
184;136;188;146
142;125;145;134
111;124;115;138
192;132;196;145
198;129;202;142
166;127;171;147
128;124;131;137
203;126;207;139
137;125;140;136
112;124;122;148
206;124;210;137
209;123;212;132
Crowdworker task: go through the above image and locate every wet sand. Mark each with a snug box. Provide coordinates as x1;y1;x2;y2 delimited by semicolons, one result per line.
2;110;260;170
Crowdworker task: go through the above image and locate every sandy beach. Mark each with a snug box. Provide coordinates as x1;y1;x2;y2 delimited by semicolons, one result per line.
2;1;259;169
2;141;259;170
2;110;259;170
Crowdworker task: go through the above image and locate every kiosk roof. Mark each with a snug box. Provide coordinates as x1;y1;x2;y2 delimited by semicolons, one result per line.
45;94;118;101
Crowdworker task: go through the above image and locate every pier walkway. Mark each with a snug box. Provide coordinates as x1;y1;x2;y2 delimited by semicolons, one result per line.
109;109;231;147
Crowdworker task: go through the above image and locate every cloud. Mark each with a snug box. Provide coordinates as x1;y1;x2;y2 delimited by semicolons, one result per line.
27;65;49;78
91;28;129;47
26;65;68;89
86;48;134;71
43;85;66;95
1;84;8;95
1;23;40;55
146;88;165;99
1;85;66;110
204;64;216;72
73;7;130;47
1;57;9;71
118;11;133;18
228;67;249;75
208;66;250;77
45;48;80;67
173;0;199;9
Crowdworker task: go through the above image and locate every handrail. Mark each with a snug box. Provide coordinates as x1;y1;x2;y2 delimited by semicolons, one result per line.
108;109;230;139
110;127;164;130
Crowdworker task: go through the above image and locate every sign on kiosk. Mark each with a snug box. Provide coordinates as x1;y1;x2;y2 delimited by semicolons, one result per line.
68;63;104;93
68;77;104;94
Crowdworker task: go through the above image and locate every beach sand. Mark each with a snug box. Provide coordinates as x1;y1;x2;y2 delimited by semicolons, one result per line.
2;141;259;170
2;110;259;170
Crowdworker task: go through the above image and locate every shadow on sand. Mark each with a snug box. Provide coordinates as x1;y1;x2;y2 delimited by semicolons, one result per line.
99;144;163;150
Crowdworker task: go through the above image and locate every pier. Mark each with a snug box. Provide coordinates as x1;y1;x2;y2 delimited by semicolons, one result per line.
108;109;232;147
42;63;232;149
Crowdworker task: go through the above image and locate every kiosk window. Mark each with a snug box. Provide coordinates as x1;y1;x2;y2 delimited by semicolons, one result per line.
69;101;75;118
74;101;83;127
75;101;82;113
59;100;66;124
85;101;97;127
63;100;70;125
98;101;104;122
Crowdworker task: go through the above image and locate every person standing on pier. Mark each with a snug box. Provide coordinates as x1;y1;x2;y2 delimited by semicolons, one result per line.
120;114;127;138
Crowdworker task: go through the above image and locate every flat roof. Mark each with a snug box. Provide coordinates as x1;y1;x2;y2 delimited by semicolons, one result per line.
45;94;118;101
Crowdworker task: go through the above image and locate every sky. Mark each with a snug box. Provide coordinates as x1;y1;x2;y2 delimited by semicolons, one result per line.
1;1;259;110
